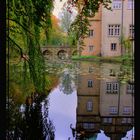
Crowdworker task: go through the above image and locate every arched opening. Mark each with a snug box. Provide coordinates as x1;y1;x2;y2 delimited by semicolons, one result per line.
43;50;52;59
57;50;68;60
72;50;78;56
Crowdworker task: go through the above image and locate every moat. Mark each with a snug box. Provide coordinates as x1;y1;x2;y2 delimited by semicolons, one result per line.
8;60;134;140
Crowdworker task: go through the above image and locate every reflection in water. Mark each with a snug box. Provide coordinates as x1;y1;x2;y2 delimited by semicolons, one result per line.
47;87;77;139
121;127;134;140
43;61;134;140
59;68;76;95
42;99;55;140
75;62;134;140
7;93;55;140
76;62;101;139
8;61;134;140
99;63;134;140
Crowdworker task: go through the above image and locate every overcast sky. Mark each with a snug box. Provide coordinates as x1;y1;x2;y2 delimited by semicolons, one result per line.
53;0;68;18
53;0;77;21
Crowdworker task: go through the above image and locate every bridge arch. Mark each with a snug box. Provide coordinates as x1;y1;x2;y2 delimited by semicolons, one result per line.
72;50;78;56
43;50;52;59
57;50;68;60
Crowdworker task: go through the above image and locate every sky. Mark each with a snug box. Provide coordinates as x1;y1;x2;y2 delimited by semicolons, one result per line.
53;0;77;20
53;0;68;18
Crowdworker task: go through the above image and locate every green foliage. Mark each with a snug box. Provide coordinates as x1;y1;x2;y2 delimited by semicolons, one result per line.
44;15;67;46
118;61;134;84
67;0;112;44
72;55;100;60
8;0;54;93
68;15;90;44
67;31;77;46
47;29;67;46
119;34;133;57
115;33;134;83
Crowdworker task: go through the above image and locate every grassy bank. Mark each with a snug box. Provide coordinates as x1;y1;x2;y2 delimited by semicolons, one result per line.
72;55;100;61
72;55;133;63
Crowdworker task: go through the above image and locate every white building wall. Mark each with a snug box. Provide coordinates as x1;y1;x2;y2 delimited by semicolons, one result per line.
101;0;134;57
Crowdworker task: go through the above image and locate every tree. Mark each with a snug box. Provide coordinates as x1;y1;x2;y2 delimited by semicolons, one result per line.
118;34;134;84
119;34;133;57
59;68;75;94
59;5;78;46
60;7;74;33
7;0;54;93
7;1;56;138
63;0;112;55
47;15;68;46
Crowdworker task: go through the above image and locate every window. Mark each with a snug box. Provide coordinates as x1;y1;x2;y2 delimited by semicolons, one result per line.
88;80;93;87
112;0;122;9
109;106;118;114
128;0;134;9
121;118;132;124
89;45;93;52
89;30;94;37
108;25;114;36
86;101;93;111
129;24;134;38
127;83;134;94
103;118;112;123
111;43;117;51
106;82;119;93
123;106;131;114
83;123;94;129
108;24;120;36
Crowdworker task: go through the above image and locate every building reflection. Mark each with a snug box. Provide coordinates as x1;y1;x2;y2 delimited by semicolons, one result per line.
76;62;101;139
76;62;134;140
100;63;134;140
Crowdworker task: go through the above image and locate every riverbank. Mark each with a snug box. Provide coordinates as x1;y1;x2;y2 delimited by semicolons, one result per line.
72;55;134;63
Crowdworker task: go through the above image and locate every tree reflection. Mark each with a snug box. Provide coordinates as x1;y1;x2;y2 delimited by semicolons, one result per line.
59;68;76;95
7;58;58;140
7;93;55;140
118;56;134;84
42;98;55;140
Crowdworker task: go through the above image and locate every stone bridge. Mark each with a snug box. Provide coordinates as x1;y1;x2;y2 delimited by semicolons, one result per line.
41;45;77;60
